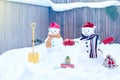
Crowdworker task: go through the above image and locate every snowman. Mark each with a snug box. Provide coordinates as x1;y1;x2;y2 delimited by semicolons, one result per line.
79;22;99;58
44;22;64;66
45;22;63;51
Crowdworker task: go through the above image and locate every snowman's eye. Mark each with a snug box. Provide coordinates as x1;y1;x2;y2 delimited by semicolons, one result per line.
88;30;90;32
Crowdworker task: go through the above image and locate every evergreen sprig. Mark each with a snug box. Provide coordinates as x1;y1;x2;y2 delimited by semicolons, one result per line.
105;6;119;20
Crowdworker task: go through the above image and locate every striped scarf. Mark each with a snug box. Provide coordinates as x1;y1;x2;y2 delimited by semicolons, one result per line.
80;34;99;58
89;34;99;58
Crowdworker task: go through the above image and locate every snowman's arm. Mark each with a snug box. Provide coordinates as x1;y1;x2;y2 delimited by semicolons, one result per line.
73;38;81;43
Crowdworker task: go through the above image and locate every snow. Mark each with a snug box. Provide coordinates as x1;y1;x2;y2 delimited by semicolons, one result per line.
50;0;120;11
0;40;120;80
6;0;51;7
6;0;120;11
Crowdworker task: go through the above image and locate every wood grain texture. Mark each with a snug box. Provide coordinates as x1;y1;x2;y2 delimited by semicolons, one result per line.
0;1;49;54
50;0;120;43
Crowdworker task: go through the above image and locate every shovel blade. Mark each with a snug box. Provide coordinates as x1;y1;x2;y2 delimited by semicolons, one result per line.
28;52;39;63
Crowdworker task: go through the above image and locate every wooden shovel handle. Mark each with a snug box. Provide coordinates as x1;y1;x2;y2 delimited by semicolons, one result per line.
31;23;36;53
31;23;36;29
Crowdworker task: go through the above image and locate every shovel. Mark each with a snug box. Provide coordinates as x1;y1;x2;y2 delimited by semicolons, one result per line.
28;23;39;63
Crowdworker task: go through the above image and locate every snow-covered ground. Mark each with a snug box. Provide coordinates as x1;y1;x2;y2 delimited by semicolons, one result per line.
0;41;120;80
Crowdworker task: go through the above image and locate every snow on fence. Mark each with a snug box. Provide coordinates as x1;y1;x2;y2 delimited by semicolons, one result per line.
50;0;120;43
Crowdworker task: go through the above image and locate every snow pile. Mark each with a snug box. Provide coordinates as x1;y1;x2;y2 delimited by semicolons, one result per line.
0;42;120;80
50;0;120;11
99;43;120;64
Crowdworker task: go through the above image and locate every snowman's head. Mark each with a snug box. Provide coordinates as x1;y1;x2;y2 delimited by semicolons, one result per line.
82;28;95;36
81;22;95;36
48;28;60;35
48;22;60;35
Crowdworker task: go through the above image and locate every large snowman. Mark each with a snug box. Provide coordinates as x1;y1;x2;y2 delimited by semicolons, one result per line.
79;22;99;58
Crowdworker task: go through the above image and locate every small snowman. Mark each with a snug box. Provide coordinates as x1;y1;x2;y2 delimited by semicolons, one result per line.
45;22;63;51
79;22;99;58
44;22;64;66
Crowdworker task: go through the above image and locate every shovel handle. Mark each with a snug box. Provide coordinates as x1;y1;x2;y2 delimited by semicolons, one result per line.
31;23;36;53
31;23;36;29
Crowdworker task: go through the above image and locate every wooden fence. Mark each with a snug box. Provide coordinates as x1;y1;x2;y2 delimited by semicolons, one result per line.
49;0;120;43
0;0;120;54
0;1;49;54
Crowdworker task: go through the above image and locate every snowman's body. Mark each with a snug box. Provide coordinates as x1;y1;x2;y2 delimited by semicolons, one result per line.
79;39;91;55
45;36;63;51
45;23;63;51
79;35;99;58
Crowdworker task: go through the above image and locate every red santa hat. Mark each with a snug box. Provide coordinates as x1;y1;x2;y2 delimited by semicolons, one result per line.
82;22;95;29
49;22;60;29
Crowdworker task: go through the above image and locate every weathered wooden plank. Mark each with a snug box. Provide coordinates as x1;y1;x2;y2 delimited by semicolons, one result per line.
0;1;49;54
49;3;120;43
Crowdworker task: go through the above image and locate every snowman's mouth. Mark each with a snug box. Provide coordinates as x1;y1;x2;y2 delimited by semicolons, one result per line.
83;33;88;36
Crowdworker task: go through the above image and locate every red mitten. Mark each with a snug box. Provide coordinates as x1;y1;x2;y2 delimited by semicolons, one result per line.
63;39;75;46
102;36;114;45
